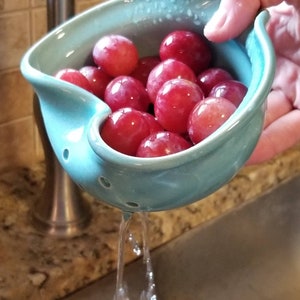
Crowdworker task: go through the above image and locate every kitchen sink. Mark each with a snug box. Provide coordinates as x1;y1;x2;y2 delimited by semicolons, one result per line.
64;175;300;300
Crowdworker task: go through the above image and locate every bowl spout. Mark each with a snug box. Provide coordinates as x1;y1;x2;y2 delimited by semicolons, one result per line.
34;75;109;152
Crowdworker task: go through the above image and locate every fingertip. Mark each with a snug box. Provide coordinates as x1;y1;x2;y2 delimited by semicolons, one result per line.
204;0;260;42
204;13;241;42
203;11;227;41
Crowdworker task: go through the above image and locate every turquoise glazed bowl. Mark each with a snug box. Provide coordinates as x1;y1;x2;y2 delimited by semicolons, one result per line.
21;0;275;212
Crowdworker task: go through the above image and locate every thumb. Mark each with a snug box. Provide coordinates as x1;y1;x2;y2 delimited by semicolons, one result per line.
204;0;260;42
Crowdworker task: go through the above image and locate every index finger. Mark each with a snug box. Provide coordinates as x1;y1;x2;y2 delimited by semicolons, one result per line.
204;0;263;42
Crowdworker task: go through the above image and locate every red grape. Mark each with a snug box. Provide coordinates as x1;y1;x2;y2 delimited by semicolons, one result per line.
188;96;236;144
146;58;197;103
130;56;161;86
100;108;151;156
104;76;150;112
155;78;204;133
209;79;248;107
80;65;112;99
136;131;192;158
159;30;212;74
141;112;164;133
93;34;139;77
197;67;233;96
54;68;93;93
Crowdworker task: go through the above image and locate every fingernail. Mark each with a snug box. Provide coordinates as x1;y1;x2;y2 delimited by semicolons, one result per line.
204;10;227;36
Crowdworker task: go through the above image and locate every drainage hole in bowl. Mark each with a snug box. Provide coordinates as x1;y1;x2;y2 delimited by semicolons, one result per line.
126;202;140;208
98;176;112;189
63;148;69;161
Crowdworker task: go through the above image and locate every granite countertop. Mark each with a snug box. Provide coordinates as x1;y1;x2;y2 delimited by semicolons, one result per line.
1;144;300;300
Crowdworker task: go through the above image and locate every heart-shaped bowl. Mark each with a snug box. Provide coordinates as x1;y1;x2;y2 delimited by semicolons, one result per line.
21;0;275;212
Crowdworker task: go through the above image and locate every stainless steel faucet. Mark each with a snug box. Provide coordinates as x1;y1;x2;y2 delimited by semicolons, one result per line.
47;0;75;30
31;0;91;237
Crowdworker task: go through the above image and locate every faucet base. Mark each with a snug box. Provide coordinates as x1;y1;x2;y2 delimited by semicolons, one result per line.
31;156;92;238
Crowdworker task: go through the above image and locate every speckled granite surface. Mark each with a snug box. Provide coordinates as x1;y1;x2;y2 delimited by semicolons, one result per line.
1;144;300;300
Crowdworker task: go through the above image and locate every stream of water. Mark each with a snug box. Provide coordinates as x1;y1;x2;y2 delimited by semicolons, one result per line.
114;212;157;300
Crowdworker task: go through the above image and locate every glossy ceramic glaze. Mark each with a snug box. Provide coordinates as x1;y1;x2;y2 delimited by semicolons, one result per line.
21;0;275;212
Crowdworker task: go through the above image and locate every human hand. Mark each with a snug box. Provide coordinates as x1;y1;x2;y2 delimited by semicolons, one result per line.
204;0;300;165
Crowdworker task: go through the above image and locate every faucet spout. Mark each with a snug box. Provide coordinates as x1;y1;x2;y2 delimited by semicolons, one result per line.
47;0;75;31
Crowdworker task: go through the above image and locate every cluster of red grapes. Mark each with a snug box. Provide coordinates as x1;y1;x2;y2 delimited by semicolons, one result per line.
55;30;247;158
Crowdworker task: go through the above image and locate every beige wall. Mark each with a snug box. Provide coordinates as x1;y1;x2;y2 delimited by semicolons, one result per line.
0;0;105;172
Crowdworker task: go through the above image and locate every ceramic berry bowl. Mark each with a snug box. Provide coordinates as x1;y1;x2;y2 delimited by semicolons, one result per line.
21;0;275;212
